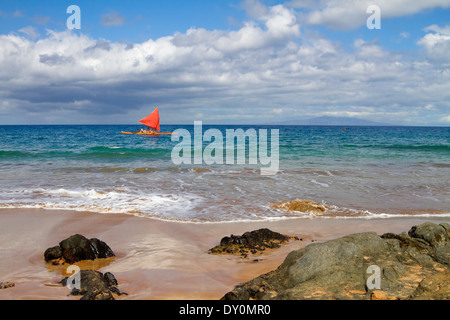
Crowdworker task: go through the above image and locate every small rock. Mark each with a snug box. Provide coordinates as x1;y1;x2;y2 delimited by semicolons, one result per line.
44;246;63;262
60;270;127;300
209;228;297;257
103;272;118;286
0;281;15;290
370;290;388;300
269;199;326;214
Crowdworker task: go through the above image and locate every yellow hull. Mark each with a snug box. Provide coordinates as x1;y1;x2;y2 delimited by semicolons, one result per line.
121;131;174;136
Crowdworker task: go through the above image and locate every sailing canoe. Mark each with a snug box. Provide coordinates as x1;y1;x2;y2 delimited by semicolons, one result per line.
121;131;174;136
122;107;175;136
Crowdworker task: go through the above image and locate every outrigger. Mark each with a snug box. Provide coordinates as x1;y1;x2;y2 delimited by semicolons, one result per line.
121;108;174;136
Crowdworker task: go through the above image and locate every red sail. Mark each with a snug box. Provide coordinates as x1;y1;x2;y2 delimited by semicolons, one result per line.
139;108;160;131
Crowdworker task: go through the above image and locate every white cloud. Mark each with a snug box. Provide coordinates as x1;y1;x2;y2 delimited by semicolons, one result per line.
0;3;449;125
101;12;125;26
400;32;410;39
33;15;51;25
289;0;450;30
424;24;450;34
264;5;300;39
18;26;40;39
272;108;283;114
418;24;450;63
240;0;269;19
354;38;389;60
174;5;300;54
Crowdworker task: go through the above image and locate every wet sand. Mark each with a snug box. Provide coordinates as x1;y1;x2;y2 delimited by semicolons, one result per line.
0;208;449;300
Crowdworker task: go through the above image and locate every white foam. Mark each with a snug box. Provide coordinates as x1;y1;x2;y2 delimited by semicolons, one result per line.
310;179;329;188
0;187;203;220
1;186;449;224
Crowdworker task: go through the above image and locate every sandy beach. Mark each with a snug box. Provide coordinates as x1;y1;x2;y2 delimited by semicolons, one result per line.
0;208;448;300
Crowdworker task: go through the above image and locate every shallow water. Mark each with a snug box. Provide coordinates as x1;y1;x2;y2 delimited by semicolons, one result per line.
0;125;449;222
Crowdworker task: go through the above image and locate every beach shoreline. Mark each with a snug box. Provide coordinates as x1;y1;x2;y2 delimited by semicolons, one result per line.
0;208;449;300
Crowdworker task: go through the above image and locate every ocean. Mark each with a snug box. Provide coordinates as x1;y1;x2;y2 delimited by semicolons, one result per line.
0;125;449;222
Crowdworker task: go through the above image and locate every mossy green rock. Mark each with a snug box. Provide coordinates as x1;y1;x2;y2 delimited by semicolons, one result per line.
222;222;450;300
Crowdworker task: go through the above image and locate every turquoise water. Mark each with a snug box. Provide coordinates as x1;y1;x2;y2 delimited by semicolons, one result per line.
0;125;449;222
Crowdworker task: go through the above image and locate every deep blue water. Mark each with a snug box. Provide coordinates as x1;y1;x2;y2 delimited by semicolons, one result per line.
0;125;449;222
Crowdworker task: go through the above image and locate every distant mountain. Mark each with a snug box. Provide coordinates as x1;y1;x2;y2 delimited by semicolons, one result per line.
277;116;390;126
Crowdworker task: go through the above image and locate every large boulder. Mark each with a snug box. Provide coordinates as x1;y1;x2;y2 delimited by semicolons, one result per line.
222;222;450;300
44;234;115;265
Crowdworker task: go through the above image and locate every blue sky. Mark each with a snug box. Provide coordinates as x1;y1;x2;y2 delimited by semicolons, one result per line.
2;1;449;49
0;1;249;42
0;0;449;125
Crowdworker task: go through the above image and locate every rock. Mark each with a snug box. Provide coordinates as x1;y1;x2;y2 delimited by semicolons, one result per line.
44;246;63;262
408;222;448;247
209;228;297;257
59;234;98;263
0;281;15;290
103;272;118;286
44;234;115;264
221;222;450;300
409;269;450;300
370;290;388;300
45;235;120;299
60;270;127;300
269;199;326;215
90;238;115;259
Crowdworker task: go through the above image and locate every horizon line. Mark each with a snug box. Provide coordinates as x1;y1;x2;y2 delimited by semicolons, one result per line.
0;123;449;128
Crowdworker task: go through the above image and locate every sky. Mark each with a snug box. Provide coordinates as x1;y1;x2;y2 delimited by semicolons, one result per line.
0;0;449;125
